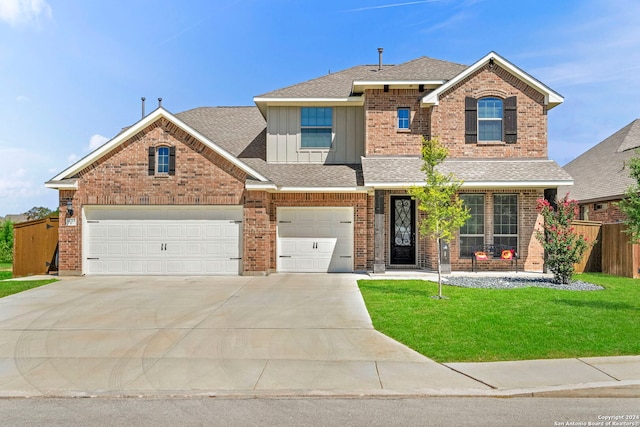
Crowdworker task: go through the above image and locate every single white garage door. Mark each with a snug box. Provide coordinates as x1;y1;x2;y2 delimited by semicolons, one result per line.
277;207;353;273
83;206;242;275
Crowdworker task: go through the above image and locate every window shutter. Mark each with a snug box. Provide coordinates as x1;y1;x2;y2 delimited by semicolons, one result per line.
504;96;517;143
148;147;155;176
169;146;176;175
465;97;477;143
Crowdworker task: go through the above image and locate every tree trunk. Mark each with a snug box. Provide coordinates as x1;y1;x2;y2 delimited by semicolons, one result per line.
437;237;443;298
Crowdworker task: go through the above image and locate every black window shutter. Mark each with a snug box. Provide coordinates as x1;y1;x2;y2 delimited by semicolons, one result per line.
169;146;176;175
504;96;517;143
465;97;477;143
148;147;155;176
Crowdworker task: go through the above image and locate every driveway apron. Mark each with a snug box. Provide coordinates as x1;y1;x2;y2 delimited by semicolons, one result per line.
0;274;486;396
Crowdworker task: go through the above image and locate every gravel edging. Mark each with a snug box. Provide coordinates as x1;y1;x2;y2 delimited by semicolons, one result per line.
443;276;604;291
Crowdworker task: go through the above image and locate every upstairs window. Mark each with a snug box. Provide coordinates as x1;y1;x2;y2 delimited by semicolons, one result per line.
465;96;517;143
301;107;333;149
148;146;175;176
398;108;410;129
157;146;170;174
478;97;503;141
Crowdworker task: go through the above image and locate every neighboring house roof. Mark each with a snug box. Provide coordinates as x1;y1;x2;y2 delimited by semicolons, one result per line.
559;119;640;203
362;157;572;188
2;214;28;223
421;52;564;110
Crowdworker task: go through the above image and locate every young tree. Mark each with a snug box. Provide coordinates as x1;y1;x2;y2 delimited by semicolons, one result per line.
616;151;640;242
408;137;470;299
535;195;590;284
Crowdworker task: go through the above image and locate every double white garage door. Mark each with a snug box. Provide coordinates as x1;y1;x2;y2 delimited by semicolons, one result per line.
83;206;354;275
83;206;242;275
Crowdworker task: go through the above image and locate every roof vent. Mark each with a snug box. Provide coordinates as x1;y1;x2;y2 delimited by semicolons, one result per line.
141;97;146;118
378;47;383;71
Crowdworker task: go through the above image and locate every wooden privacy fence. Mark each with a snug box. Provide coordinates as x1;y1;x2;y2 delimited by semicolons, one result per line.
573;220;640;278
13;216;59;278
601;222;640;278
572;220;602;274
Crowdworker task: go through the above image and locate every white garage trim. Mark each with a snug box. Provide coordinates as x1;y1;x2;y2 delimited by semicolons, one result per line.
82;205;242;275
277;207;354;273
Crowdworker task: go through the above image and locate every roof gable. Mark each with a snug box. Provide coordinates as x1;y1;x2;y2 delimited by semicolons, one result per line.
617;119;640;152
46;108;269;189
421;52;564;109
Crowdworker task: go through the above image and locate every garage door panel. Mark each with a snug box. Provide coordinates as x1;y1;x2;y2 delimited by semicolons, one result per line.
277;208;353;273
84;206;242;275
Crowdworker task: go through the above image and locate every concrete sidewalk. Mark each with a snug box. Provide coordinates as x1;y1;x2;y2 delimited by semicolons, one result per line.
0;273;637;398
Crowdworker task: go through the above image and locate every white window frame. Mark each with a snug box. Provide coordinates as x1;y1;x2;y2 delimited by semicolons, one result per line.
397;107;410;130
156;146;170;174
478;97;503;142
300;107;333;150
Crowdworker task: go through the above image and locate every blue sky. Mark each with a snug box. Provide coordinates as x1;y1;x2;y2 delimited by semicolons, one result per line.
1;0;639;216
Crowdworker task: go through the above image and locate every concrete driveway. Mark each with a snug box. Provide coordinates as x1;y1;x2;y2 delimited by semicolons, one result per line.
0;274;486;396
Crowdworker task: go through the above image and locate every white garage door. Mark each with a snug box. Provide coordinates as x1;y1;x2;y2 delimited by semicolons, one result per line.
83;206;242;275
277;207;353;273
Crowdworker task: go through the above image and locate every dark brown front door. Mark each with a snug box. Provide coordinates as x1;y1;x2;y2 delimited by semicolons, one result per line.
390;196;416;264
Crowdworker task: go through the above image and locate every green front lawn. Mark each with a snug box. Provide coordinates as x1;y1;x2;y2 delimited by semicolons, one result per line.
358;273;640;363
0;279;57;298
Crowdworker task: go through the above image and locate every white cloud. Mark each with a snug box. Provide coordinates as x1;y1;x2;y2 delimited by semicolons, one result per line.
88;134;108;150
0;0;52;27
0;146;57;215
16;95;30;103
65;133;109;167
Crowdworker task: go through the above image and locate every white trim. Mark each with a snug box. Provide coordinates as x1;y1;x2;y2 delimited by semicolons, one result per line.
47;107;269;185
421;52;564;109
45;180;78;190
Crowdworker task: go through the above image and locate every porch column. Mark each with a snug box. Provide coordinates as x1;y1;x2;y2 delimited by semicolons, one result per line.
373;190;386;273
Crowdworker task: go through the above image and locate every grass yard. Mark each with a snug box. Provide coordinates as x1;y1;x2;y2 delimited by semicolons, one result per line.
358;273;640;363
0;279;57;298
0;265;57;297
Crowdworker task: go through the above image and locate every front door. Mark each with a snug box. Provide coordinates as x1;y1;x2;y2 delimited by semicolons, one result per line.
390;196;416;264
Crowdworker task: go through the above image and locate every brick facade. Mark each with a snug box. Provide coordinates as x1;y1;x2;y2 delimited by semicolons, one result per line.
54;56;555;275
431;64;547;158
580;200;626;223
58;119;247;275
376;189;545;273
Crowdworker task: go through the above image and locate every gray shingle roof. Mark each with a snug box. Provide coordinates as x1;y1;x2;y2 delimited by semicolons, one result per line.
362;157;572;186
176;106;362;187
559;119;640;202
257;57;467;99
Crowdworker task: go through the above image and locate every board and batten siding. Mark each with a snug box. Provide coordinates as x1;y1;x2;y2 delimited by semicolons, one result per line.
266;106;364;163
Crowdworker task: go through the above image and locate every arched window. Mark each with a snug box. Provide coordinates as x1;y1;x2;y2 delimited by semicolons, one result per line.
478;97;503;141
147;146;175;176
157;146;170;174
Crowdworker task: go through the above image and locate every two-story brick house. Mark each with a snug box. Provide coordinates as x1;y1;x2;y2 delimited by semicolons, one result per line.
46;51;571;276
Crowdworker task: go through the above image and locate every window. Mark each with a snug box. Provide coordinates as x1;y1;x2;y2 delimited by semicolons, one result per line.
301;107;332;149
459;194;485;257
493;194;518;250
465;96;517;143
398;108;410;129
157;146;169;174
478;97;503;141
148;146;175;176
